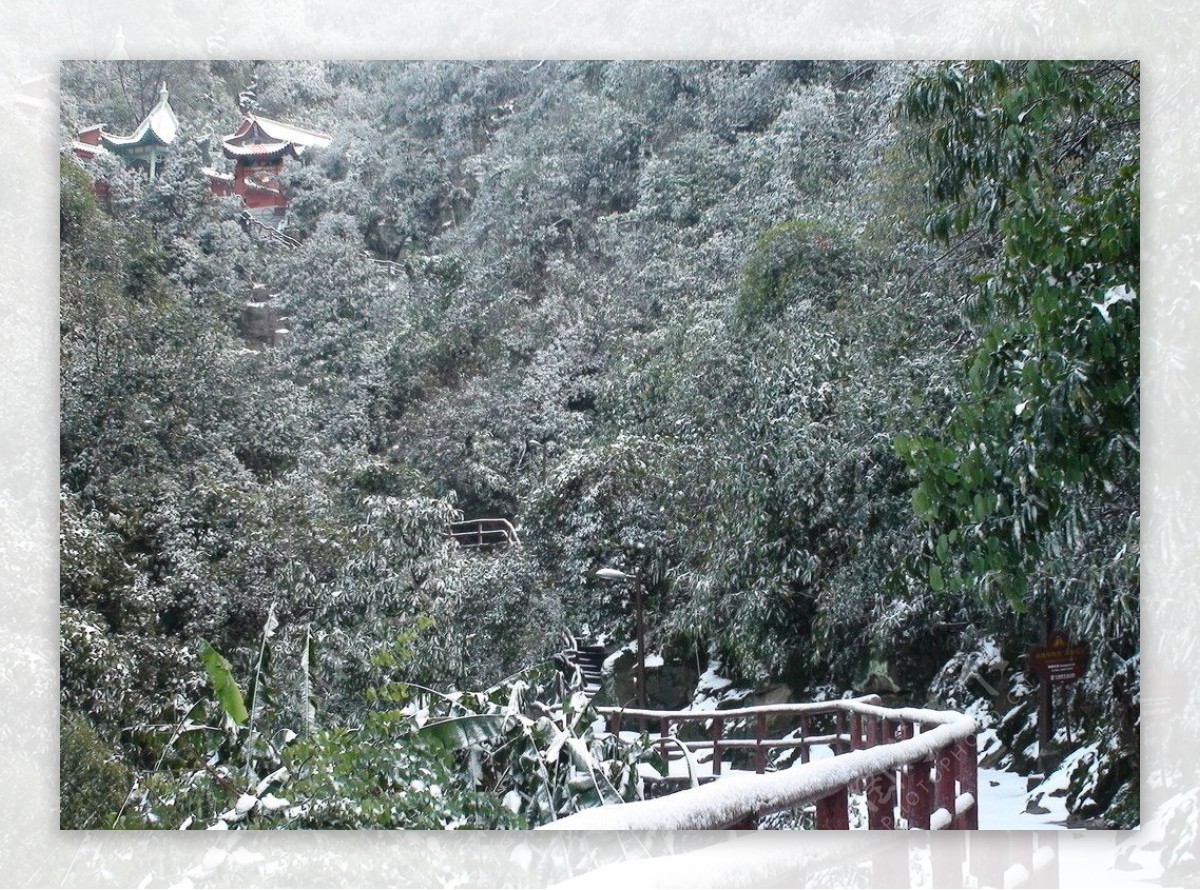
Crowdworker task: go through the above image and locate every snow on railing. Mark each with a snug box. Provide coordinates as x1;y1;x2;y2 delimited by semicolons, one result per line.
538;696;978;831
598;697;874;775
362;251;406;275
447;517;521;549
240;210;301;249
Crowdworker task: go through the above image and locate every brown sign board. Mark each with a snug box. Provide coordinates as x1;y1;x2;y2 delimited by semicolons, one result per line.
1029;632;1089;685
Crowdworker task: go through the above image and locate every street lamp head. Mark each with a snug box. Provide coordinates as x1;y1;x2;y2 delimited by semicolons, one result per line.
596;567;635;582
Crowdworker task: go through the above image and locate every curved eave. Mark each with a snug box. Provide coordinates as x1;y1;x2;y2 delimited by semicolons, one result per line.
102;102;178;150
72;140;108;157
242;114;332;148
222;141;293;161
102;130;172;150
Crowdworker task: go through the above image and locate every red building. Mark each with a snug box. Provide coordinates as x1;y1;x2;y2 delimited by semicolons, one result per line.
206;113;331;227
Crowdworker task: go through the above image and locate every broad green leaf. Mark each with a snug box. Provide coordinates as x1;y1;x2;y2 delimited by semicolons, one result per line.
199;639;248;726
416;714;508;751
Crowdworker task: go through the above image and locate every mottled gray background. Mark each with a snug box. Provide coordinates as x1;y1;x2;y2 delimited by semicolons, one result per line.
2;0;1190;885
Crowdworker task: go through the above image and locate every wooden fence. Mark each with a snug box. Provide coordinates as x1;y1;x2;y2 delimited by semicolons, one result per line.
447;517;521;549
539;695;978;831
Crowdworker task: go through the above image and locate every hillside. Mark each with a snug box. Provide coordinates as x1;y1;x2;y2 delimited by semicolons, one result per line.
59;59;1139;830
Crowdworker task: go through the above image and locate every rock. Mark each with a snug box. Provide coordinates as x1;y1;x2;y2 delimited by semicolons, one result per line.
1024;795;1051;815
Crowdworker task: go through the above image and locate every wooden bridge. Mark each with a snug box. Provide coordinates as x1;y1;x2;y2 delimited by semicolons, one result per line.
537;694;978;831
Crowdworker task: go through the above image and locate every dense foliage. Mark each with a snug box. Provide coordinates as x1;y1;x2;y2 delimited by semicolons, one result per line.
60;60;1138;829
898;62;1140;822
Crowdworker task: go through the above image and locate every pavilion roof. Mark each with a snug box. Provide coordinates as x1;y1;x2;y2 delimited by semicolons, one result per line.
222;113;331;161
101;84;178;150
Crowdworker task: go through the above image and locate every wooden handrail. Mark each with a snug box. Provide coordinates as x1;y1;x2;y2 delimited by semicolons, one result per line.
241;210;301;249
598;695;879;776
540;697;978;831
447;517;521;549
597;697;884;722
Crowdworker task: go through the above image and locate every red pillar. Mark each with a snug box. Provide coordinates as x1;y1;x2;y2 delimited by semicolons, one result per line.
816;786;850;830
755;713;767;774
955;735;979;830
865;714;879;748
898;723;915;824
905;758;932;830
934;744;957;827
867;771;897;830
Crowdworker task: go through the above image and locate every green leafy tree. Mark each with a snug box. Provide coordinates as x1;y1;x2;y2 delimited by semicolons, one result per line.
897;60;1139;616
896;61;1139;822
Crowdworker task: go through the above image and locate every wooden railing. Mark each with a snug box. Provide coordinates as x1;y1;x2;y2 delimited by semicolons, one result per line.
362;251;406;275
599;699;857;777
447;517;521;550
240;209;301;249
538;695;978;831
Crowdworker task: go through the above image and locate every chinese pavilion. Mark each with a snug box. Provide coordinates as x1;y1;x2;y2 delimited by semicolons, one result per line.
206;113;331;226
74;83;179;179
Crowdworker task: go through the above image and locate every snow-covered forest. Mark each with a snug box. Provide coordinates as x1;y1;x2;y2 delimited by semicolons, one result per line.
59;60;1139;830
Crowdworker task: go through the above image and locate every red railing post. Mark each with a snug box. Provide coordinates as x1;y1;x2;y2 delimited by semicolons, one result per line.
935;744;957;826
847;710;867;791
955;734;979;829
898;721;915;824
590;701;978;834
755;713;767;774
905;757;932;829
866;771;897;830
816;786;850;830
864;714;879;749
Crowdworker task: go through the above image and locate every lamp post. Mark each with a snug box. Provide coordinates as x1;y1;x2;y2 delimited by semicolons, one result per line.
596;567;647;723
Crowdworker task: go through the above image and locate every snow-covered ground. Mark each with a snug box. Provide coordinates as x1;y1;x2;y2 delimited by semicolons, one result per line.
977;766;1069;829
